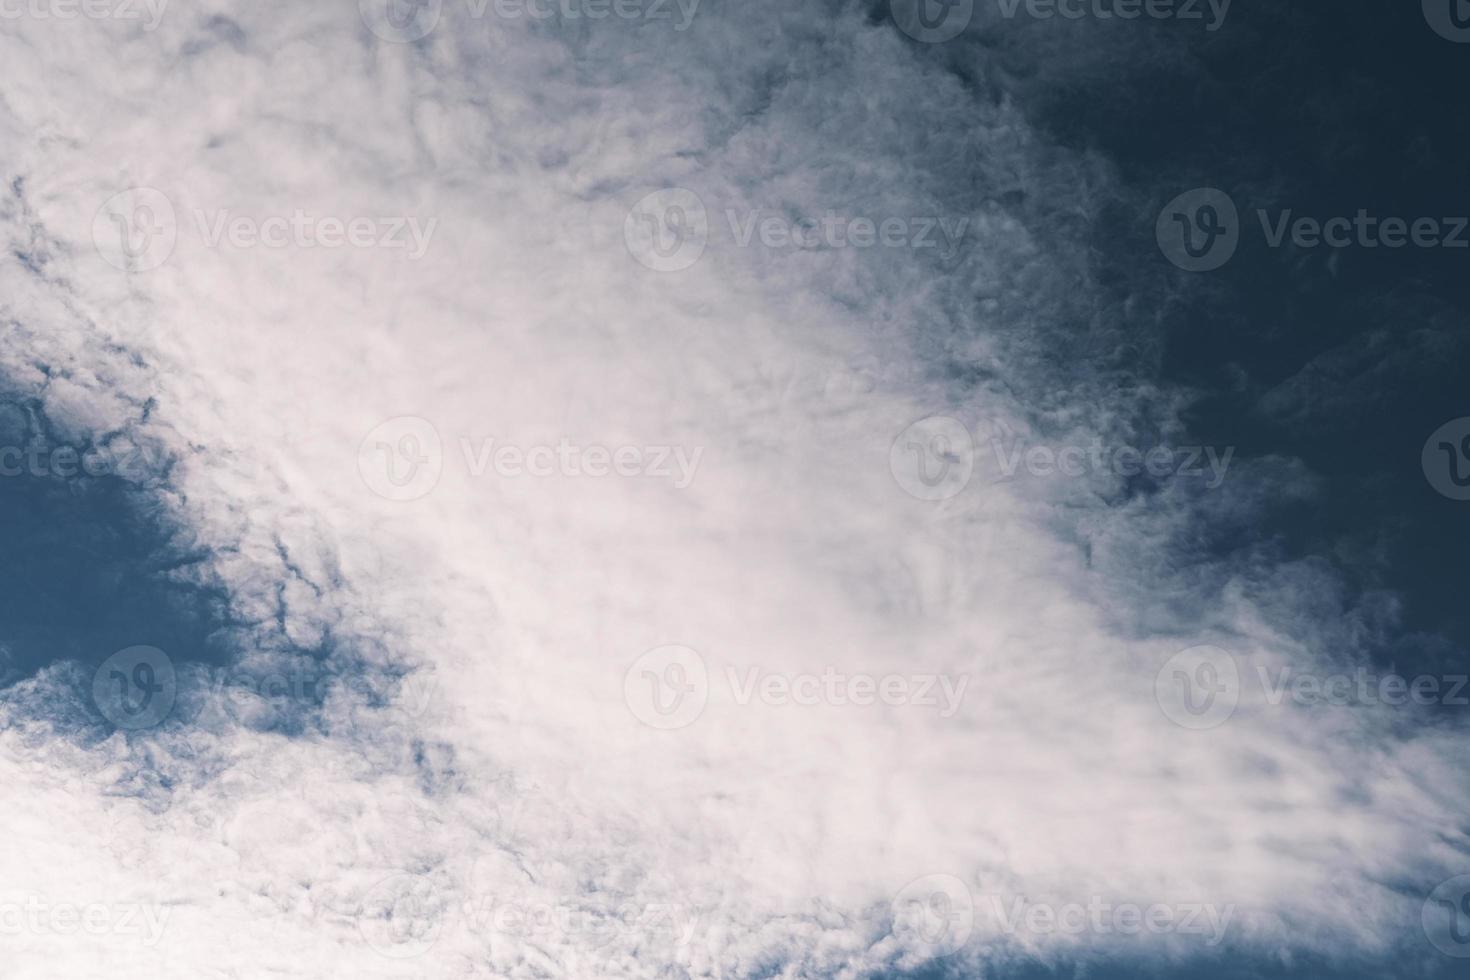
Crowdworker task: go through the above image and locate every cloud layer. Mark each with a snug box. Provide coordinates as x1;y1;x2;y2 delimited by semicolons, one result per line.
1;1;1467;977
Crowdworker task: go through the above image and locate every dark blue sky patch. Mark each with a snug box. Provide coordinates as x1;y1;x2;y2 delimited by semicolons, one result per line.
891;1;1470;669
0;384;430;766
0;395;232;688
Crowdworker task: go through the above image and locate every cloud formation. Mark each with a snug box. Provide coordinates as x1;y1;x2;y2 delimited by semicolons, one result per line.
0;1;1467;977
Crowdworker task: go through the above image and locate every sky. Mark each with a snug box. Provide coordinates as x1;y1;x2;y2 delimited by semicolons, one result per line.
1;0;1469;977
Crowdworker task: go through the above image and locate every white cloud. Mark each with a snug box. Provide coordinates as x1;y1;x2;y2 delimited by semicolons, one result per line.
0;2;1466;976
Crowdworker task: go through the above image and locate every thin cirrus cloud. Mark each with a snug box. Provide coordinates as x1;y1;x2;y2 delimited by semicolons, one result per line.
0;0;1466;977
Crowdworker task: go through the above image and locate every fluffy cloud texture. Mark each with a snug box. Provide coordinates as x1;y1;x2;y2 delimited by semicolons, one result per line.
0;1;1466;977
